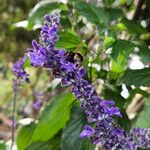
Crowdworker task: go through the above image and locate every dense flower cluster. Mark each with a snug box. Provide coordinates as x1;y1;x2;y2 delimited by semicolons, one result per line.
13;14;150;150
12;56;29;91
130;128;150;149
71;78;138;149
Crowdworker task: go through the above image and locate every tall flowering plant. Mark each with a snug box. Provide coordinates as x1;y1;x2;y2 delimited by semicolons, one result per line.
12;14;150;150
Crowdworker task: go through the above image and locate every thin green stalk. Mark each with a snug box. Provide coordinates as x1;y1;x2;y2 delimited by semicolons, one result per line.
11;92;17;150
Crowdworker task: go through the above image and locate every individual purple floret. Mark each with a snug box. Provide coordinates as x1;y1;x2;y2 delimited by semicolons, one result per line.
27;40;47;67
25;14;150;150
13;56;29;91
80;125;95;138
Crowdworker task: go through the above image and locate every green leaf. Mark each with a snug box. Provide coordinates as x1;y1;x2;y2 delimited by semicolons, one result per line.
117;68;150;87
109;40;135;79
47;135;61;150
17;122;36;150
74;1;122;28
103;36;115;48
26;142;50;150
109;54;127;79
24;58;31;68
111;40;134;60
121;18;147;35
56;30;82;50
27;1;67;29
61;105;95;150
98;69;108;80
10;20;28;30
138;45;150;64
130;40;150;64
135;97;150;128
32;93;75;141
0;142;6;150
26;135;60;150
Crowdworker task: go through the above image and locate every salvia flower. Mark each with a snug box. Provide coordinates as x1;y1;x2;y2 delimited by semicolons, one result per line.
13;14;150;150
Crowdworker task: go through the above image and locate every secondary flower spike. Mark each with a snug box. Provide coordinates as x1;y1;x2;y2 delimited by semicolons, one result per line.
12;56;29;91
13;14;150;150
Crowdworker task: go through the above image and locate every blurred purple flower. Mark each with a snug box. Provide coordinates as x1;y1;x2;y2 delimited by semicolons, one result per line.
33;100;42;110
32;92;44;110
12;56;29;91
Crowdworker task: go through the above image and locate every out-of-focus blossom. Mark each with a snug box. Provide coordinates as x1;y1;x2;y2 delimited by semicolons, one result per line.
12;56;29;91
33;100;42;110
33;92;44;110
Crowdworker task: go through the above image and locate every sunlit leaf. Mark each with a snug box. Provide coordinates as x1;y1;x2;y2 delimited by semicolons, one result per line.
10;20;28;30
17;122;36;150
56;30;83;50
32;93;75;141
0;142;6;150
109;54;127;79
24;59;31;68
103;36;115;48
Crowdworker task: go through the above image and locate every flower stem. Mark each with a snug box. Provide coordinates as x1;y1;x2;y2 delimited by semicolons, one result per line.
11;92;17;150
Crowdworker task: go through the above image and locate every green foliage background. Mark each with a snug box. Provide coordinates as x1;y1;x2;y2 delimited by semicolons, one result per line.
0;0;150;149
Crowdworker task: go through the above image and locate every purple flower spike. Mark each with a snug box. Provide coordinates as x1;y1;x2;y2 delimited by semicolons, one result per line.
13;56;29;81
13;56;29;91
21;14;150;150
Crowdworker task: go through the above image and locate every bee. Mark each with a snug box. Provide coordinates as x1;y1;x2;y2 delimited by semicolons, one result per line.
53;51;83;76
65;51;83;67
